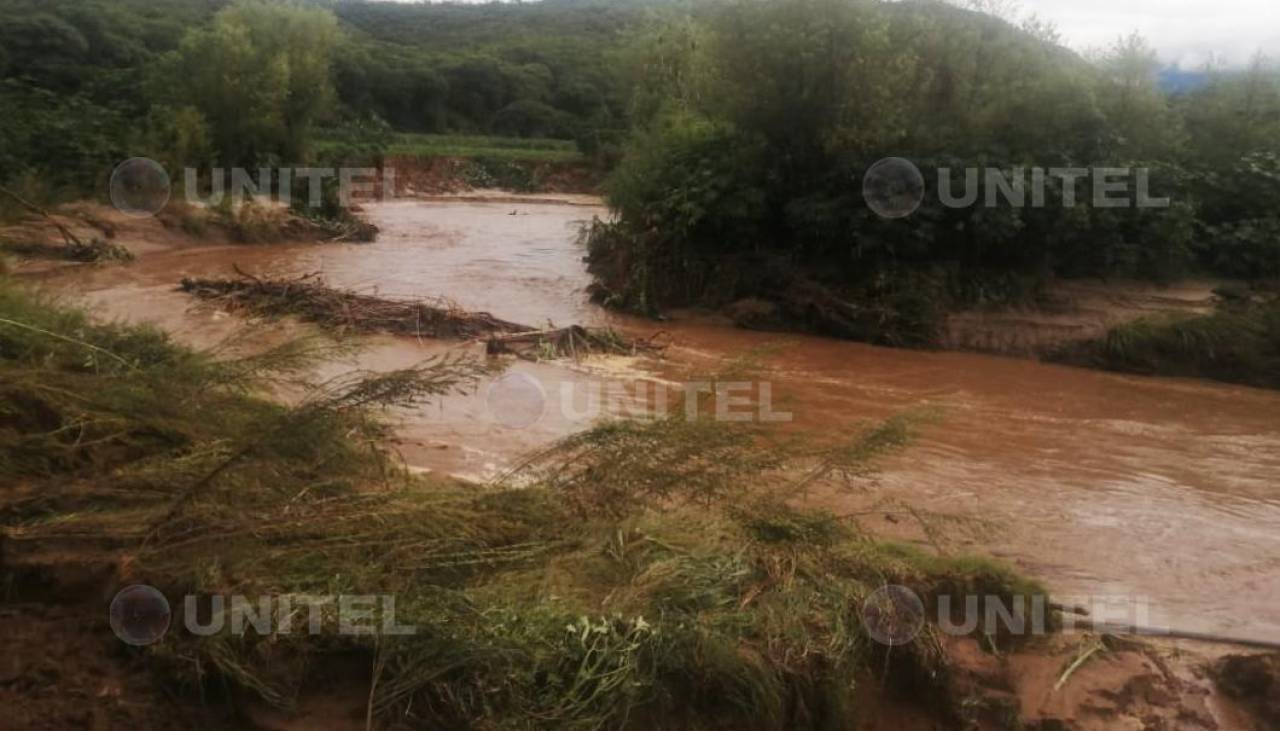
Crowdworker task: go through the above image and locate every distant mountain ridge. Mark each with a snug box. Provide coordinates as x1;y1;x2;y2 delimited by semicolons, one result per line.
1158;66;1211;93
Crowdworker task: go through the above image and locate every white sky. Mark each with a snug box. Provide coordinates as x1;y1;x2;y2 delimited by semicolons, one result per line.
1009;0;1277;67
375;0;1278;68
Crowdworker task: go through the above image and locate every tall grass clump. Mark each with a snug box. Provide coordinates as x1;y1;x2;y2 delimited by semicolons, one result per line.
1067;299;1280;388
0;280;482;486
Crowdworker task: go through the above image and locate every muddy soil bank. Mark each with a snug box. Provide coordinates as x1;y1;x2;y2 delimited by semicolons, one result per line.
4;592;1272;730
584;237;1254;378
374;154;604;197
0;199;373;272
941;278;1224;356
683;274;1227;361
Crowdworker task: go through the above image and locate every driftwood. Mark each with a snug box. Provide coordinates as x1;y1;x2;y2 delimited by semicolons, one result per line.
178;272;668;360
179;271;533;339
485;325;668;361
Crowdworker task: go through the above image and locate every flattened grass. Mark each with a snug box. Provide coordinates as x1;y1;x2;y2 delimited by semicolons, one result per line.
0;278;1049;729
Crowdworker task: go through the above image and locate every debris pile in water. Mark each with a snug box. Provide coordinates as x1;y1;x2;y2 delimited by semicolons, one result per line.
179;273;668;359
179;272;532;338
485;324;668;360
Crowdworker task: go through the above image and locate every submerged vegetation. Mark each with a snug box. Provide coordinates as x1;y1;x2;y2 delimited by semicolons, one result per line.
0;278;480;484
0;278;1048;727
0;186;135;262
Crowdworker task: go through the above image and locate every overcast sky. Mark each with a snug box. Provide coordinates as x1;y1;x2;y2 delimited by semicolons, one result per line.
377;0;1277;69
1014;0;1277;67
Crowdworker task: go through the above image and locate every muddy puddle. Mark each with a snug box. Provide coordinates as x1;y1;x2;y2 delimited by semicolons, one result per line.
27;195;1280;646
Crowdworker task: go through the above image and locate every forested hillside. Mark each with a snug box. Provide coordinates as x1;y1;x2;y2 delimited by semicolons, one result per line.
0;0;655;200
326;0;657;145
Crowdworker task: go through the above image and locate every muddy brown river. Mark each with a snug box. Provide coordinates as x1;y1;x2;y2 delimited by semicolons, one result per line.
32;196;1280;645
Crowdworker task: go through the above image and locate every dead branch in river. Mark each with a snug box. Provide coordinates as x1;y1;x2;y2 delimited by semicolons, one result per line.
179;272;534;338
485;324;668;360
178;272;667;359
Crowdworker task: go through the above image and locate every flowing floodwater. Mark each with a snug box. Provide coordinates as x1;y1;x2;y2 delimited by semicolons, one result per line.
33;196;1280;645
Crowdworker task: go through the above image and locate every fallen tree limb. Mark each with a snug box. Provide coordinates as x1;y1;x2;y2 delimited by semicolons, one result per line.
0;184;86;247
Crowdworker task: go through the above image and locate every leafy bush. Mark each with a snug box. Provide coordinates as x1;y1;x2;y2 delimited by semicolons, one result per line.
587;0;1280;347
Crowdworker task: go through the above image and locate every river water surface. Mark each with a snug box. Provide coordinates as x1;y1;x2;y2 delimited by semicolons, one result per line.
36;196;1280;645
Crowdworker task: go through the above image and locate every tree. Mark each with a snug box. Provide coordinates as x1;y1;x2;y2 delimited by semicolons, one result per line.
157;0;339;165
0;13;90;91
1095;32;1182;159
491;99;569;138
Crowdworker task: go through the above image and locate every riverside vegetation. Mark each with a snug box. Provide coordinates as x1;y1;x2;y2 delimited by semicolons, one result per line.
2;0;1277;385
0;277;1048;728
582;0;1280;386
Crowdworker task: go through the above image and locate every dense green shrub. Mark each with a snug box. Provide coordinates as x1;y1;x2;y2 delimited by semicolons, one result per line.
587;0;1280;345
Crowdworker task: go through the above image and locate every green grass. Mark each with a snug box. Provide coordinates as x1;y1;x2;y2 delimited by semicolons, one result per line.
319;132;584;163
0;278;1050;729
1061;298;1280;389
